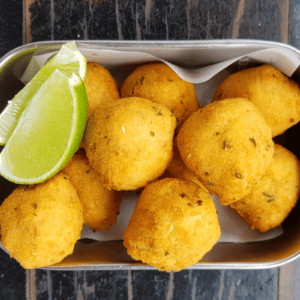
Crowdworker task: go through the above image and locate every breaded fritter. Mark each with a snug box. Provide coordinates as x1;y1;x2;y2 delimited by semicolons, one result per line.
213;64;300;137
84;97;176;191
0;173;83;269
85;62;120;118
121;63;199;127
123;178;220;272
177;98;274;206
230;144;300;232
62;151;123;231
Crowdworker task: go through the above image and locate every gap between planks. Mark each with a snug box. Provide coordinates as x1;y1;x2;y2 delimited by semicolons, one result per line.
279;0;289;44
26;269;36;300
24;0;34;43
278;261;296;300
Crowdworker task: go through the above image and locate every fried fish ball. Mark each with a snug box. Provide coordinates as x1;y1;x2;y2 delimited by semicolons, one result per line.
230;144;300;232
121;63;199;127
85;62;120;118
85;97;176;191
213;64;300;137
62;151;122;231
177;98;274;206
123;178;221;272
0;173;83;269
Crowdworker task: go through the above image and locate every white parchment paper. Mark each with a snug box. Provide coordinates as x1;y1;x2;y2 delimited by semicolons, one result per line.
22;45;300;243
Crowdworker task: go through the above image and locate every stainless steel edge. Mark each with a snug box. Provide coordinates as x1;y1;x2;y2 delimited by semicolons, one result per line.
44;255;300;271
1;39;300;65
1;39;300;270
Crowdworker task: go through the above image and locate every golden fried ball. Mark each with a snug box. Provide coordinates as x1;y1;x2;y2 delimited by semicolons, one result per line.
84;97;176;191
85;62;120;118
230;144;300;232
123;178;220;272
213;64;300;137
0;173;83;269
177;98;274;206
120;63;199;127
62;151;123;231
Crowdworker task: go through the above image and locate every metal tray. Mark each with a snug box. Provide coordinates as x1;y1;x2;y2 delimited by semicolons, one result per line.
1;39;300;270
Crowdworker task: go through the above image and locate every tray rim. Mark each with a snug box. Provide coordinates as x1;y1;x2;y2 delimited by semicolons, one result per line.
2;39;300;67
1;38;300;270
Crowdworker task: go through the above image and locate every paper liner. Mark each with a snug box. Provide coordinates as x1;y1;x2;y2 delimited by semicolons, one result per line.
21;45;300;243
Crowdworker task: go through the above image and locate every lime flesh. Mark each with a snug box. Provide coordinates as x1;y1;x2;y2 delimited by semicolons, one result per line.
0;70;87;184
0;41;87;145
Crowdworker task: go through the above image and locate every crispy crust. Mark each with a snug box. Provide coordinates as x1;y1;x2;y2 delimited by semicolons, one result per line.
213;64;300;137
177;98;274;205
62;151;122;231
0;173;83;269
85;62;120;118
121;63;199;127
123;178;220;272
230;144;300;232
84;97;176;190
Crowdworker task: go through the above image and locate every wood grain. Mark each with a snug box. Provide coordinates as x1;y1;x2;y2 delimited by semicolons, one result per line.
25;0;294;42
25;268;280;299
0;0;23;57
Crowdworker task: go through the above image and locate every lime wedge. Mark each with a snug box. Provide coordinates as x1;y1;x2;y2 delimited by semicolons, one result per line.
0;41;87;145
0;69;87;184
46;41;87;81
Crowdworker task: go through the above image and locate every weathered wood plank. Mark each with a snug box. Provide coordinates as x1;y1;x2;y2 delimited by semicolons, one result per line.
218;269;278;300
28;268;280;299
0;250;26;300
28;0;52;43
187;0;238;40
52;0;89;40
88;0;119;40
0;0;23;57
237;0;287;41
289;0;300;49
89;270;128;299
172;270;222;299
32;269;130;299
26;0;291;42
130;270;170;299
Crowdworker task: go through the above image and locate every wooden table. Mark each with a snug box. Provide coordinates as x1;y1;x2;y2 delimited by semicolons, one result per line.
0;0;299;299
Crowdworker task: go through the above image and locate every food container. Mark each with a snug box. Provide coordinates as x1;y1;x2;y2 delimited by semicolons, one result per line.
1;40;300;270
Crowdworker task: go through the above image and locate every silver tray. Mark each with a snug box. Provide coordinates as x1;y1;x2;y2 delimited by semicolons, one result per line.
1;39;300;270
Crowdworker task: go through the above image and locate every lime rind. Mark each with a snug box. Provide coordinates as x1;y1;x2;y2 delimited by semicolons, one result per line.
0;100;19;145
0;70;88;184
0;42;87;146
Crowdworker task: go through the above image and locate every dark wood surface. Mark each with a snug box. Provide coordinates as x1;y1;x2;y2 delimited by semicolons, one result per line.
0;0;300;299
